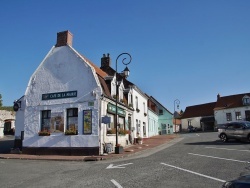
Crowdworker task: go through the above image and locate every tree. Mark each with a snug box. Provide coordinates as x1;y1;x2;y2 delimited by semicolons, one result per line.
0;94;2;107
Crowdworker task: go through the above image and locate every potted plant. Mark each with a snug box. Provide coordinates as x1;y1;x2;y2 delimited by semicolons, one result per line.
136;108;140;113
128;103;133;108
38;129;50;136
137;136;143;144
65;129;77;135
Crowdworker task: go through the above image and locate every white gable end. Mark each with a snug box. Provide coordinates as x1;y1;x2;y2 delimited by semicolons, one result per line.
25;46;101;106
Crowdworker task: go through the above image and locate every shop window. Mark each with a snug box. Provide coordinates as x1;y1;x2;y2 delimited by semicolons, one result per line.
41;110;51;131
107;114;115;134
83;110;92;134
67;108;78;132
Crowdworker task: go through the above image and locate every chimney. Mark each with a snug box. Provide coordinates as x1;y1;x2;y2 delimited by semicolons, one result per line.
55;30;73;47
101;53;111;68
217;93;221;100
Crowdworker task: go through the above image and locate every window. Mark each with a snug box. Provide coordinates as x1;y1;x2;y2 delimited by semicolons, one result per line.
41;110;51;131
188;120;192;126
83;110;92;134
226;113;232;121
159;109;163;115
136;96;138;109
67;108;78;132
235;112;242;120
107;114;115;130
143;102;146;113
243;97;250;105
119;87;123;102
118;116;125;130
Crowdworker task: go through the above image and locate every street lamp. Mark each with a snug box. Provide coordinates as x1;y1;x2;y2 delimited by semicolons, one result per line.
115;53;132;154
174;99;180;133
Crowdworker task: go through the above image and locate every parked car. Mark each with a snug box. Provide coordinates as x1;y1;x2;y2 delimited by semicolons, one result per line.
218;121;250;142
188;125;197;132
222;174;250;188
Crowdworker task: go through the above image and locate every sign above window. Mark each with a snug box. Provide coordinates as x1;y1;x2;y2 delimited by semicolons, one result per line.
42;90;77;100
107;103;126;117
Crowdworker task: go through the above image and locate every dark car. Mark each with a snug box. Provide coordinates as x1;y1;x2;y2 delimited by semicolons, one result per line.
188;125;197;132
222;174;250;188
218;121;250;142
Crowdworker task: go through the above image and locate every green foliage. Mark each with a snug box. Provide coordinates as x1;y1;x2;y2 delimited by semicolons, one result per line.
0;106;14;111
0;94;2;107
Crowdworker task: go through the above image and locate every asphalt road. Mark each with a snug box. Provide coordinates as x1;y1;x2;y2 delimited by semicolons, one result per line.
1;132;250;188
0;135;14;154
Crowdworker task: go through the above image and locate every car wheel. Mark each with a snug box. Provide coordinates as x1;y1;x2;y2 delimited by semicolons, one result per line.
220;134;228;142
247;134;250;142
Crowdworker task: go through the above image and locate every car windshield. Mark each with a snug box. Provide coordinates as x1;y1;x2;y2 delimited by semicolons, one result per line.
244;122;250;128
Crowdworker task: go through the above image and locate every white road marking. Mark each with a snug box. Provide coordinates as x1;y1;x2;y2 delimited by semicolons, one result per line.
188;153;250;163
206;146;250;152
161;163;226;183
196;134;200;136
107;163;133;169
111;179;123;188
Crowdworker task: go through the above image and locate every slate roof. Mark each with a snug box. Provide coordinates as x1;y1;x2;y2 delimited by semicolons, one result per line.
181;102;216;119
214;93;250;110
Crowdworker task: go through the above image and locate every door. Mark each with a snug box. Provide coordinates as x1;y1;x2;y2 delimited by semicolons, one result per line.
225;124;235;139
245;110;250;121
161;124;167;135
233;123;244;138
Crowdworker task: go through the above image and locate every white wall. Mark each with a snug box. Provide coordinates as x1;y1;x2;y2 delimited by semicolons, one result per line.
132;87;148;138
21;45;102;148
181;117;201;131
215;106;250;125
148;110;158;137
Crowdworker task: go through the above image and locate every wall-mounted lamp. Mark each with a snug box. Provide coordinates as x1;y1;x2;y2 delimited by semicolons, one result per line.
13;100;21;111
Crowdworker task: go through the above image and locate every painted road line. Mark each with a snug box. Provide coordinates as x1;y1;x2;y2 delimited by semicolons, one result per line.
107;163;133;169
206;147;250;152
188;153;250;163
161;163;226;183
111;179;123;188
196;134;200;136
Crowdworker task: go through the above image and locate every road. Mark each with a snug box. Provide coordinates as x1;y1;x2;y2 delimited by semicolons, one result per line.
1;132;250;188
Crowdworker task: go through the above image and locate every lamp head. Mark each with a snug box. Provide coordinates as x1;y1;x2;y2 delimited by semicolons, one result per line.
123;66;130;78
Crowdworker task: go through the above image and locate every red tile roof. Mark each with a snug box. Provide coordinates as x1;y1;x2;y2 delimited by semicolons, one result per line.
215;93;250;110
181;102;216;119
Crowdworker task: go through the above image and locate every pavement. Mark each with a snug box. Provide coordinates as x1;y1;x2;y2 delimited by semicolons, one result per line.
0;134;179;161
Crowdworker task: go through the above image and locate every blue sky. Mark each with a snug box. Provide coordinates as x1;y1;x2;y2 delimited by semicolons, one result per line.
0;0;249;112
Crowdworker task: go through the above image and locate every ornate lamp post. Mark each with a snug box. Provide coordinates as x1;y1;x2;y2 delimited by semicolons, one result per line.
115;53;132;154
174;99;180;133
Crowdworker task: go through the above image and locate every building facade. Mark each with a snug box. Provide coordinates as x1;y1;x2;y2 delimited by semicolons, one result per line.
214;93;250;126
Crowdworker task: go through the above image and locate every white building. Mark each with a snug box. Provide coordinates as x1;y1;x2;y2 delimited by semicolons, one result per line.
14;31;133;155
214;93;250;125
0;110;15;137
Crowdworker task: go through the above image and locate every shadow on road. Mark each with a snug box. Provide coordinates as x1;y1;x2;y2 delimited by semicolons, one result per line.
0;136;14;154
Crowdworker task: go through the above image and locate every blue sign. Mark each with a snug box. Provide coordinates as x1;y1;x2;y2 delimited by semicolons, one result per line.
102;116;111;124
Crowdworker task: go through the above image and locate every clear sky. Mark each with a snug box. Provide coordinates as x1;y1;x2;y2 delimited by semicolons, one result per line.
0;0;249;112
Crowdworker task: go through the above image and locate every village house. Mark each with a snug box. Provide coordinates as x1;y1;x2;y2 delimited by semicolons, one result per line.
147;96;173;135
14;30;135;155
181;92;250;132
181;102;216;132
214;93;250;125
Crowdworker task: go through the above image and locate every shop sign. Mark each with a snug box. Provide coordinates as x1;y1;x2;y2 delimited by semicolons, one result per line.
107;103;126;117
42;91;77;100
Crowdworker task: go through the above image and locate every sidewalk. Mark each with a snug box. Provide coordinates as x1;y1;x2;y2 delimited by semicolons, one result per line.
0;134;179;161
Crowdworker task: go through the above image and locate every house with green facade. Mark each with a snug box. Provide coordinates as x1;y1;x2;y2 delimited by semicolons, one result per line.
147;96;173;135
